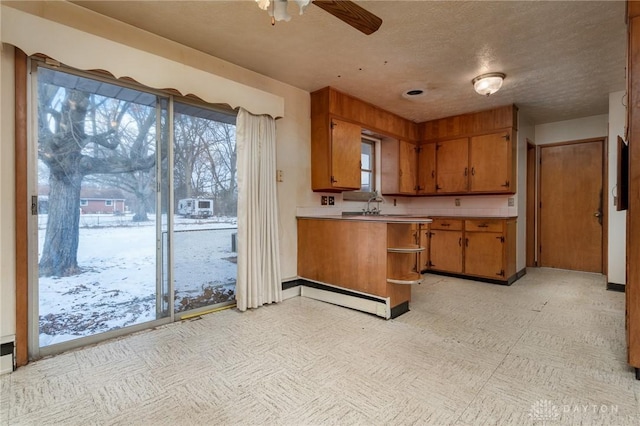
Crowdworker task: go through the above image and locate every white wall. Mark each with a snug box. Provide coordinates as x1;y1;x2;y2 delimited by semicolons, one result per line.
517;113;535;272
535;115;608;145
608;91;627;285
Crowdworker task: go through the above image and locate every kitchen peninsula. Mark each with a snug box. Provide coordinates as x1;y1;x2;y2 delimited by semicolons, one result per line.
297;215;432;319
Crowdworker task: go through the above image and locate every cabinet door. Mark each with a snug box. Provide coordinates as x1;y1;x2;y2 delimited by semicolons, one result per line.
398;140;418;194
331;119;361;190
417;143;436;194
429;230;463;273
436;138;469;193
469;131;512;193
464;232;505;278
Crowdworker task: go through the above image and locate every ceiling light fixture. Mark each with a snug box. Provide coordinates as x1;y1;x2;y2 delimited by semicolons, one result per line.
472;72;506;96
256;0;311;25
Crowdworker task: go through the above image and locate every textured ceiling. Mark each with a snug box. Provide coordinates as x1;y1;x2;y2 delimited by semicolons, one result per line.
71;0;627;124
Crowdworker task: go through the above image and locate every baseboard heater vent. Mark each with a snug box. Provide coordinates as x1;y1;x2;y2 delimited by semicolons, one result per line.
294;279;393;319
0;339;15;375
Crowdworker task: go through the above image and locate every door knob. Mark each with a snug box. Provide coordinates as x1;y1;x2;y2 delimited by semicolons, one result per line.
594;212;602;217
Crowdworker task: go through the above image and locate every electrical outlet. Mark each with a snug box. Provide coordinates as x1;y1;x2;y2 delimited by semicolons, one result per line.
276;169;284;182
455;198;461;206
508;197;515;207
393;198;397;206
328;196;335;205
321;196;328;205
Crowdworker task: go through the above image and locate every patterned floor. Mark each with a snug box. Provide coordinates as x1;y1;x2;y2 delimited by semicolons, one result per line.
1;268;638;425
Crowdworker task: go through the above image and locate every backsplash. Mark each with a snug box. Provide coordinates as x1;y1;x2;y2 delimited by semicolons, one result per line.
297;193;518;217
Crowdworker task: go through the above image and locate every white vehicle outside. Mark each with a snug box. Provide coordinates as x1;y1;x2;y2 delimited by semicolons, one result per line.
177;198;214;218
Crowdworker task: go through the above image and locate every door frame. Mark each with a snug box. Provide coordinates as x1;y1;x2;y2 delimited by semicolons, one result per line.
526;140;537;267
536;137;608;274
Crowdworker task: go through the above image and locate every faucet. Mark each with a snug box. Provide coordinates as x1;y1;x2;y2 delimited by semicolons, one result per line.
365;193;384;215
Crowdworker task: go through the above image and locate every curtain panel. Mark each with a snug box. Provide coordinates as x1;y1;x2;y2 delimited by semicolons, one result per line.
236;108;282;311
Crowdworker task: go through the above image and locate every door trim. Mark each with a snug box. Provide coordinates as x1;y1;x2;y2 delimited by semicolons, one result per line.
536;137;607;273
15;48;29;367
526;140;536;267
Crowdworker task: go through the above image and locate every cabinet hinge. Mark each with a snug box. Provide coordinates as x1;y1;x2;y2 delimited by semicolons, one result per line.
500;181;510;188
415;146;422;153
502;133;510;141
497;236;505;243
330;121;336;129
497;269;505;277
436;144;441;150
436;184;442;191
331;176;337;183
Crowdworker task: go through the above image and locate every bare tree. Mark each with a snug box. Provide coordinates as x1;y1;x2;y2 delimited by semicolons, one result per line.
38;70;157;277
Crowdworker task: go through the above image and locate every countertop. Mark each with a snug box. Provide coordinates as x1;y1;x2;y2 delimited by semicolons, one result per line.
297;215;433;224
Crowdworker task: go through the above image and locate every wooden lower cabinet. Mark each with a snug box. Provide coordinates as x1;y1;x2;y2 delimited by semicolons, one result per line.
427;217;517;284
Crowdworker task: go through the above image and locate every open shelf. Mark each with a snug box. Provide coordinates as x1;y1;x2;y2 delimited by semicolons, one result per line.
387;246;424;253
387;276;423;285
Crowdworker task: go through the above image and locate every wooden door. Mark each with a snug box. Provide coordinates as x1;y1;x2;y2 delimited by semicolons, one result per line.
436;138;468;193
464;232;504;278
469;131;511;192
418;143;436;194
429;230;463;273
330;119;361;190
398;140;418;194
539;140;604;273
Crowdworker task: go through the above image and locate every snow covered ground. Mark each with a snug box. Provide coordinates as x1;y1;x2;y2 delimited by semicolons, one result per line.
38;214;237;347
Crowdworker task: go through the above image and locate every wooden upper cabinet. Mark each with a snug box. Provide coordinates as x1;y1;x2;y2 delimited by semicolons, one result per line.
469;130;514;193
310;114;361;192
435;138;469;194
398;140;418;194
417;143;436;195
381;139;420;196
330;119;362;190
311;87;419;193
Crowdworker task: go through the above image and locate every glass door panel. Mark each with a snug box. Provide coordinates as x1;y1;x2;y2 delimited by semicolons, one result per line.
172;101;237;314
35;66;167;347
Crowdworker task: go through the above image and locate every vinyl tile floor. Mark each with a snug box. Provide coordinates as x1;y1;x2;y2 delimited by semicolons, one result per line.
2;268;639;425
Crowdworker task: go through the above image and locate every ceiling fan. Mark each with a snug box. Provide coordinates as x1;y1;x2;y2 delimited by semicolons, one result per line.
255;0;383;35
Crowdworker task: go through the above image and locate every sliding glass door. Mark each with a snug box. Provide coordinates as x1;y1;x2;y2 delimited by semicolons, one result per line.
29;62;238;357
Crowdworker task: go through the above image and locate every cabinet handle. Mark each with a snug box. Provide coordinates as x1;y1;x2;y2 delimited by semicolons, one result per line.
465;238;468;247
464;167;468;176
501;181;510;187
431;170;435;178
441;223;450;227
478;224;488;228
471;167;475;176
458;237;462;246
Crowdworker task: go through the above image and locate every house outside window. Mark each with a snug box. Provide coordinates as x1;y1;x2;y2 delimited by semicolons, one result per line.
80;199;88;206
361;138;375;192
105;200;113;206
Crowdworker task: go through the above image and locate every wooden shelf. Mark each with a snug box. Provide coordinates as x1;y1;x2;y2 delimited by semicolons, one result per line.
387;246;425;253
387;276;423;285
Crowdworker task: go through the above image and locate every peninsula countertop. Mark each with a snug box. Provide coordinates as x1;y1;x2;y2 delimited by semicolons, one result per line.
296;215;433;224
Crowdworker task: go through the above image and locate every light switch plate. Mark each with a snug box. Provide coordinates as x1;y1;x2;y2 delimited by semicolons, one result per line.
508;198;515;207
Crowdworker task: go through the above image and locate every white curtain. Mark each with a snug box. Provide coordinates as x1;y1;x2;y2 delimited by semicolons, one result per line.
236;108;282;311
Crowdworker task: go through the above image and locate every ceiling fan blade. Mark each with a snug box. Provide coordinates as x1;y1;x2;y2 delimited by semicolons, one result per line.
312;1;382;35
